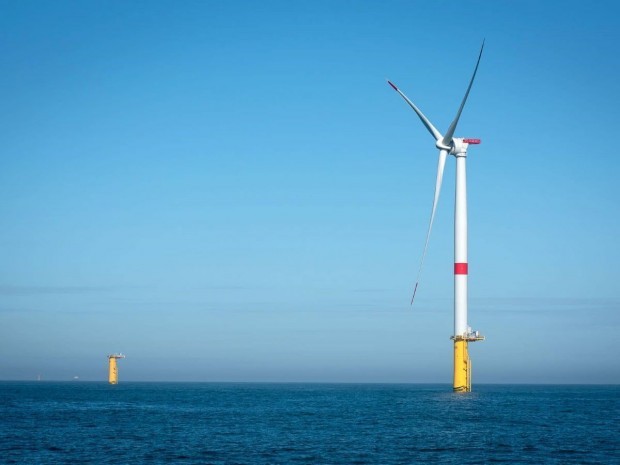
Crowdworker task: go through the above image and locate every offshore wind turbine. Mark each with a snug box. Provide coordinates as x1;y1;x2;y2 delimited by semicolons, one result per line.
387;42;485;392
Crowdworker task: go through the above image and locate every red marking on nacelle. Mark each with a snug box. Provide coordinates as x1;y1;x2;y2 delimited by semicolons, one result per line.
387;80;398;91
454;263;468;275
463;138;481;144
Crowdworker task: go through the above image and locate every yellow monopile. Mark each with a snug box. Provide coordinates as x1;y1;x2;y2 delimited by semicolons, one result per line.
107;354;125;384
453;339;470;392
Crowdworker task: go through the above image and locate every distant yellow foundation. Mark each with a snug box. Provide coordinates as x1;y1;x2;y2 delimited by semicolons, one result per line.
108;357;118;384
108;354;125;384
453;339;470;392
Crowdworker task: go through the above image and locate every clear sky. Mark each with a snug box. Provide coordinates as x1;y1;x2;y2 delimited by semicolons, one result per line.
1;0;619;383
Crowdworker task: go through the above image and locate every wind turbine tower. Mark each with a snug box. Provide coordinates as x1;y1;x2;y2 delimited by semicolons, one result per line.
108;353;125;384
388;42;486;392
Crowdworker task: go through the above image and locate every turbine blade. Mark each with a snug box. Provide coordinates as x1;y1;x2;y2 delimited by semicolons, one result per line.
441;40;485;147
411;149;448;305
387;80;443;142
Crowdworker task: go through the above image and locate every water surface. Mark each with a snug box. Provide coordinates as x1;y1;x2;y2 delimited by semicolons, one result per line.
1;382;618;464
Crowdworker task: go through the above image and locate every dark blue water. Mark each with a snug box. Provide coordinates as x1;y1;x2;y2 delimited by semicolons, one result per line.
1;383;618;464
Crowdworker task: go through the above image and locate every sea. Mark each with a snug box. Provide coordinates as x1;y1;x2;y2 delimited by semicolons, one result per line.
1;382;618;464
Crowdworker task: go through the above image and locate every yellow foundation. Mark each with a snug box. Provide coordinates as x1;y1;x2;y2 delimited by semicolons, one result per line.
108;357;118;384
453;339;470;392
108;354;125;384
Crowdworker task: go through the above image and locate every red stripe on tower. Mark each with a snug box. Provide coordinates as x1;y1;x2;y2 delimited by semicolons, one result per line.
454;263;468;275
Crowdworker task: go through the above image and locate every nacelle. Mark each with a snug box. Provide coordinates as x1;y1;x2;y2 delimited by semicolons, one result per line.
450;137;481;156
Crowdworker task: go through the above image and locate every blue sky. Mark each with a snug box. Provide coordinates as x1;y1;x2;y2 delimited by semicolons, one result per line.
1;0;618;383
